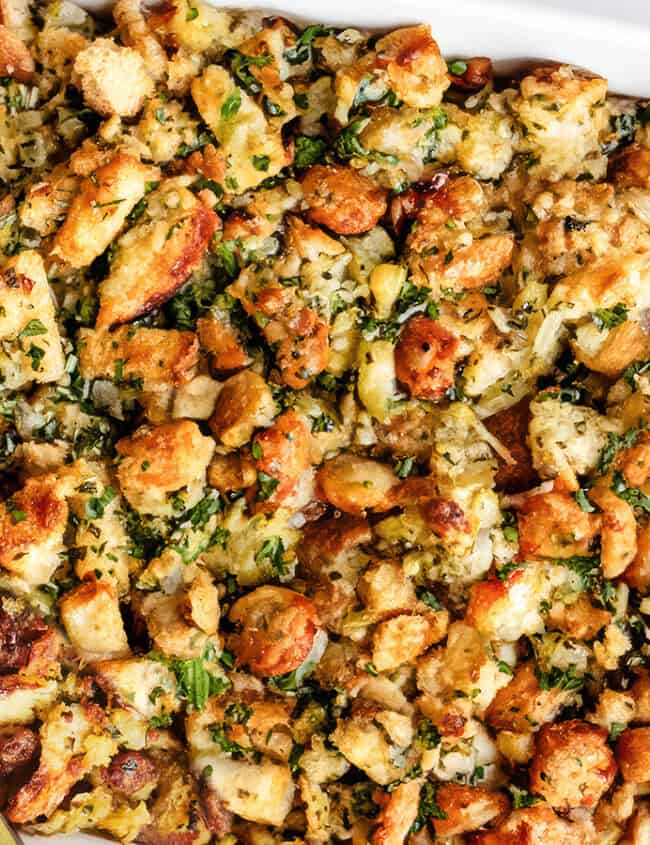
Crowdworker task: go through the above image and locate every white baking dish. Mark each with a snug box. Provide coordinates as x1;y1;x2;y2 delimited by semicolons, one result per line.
76;0;650;94
10;0;649;843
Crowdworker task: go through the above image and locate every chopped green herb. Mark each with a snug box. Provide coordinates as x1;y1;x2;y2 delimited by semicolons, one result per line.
252;154;270;171
256;470;279;501
574;488;596;513
293;135;327;168
394;456;416;478
448;59;468;76
27;344;44;371
221;89;242;121
593;302;628;331
19;319;47;337
86;486;115;519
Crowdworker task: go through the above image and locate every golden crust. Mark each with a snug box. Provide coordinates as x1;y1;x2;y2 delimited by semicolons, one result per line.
486;662;571;733
3;5;650;842
78;326;199;389
0;251;65;389
59;580;130;662
96;184;218;327
115;420;215;515
0;24;33;81
229;585;320;677
617;727;650;783
73;38;153;118
301;165;388;236
529;720;616;809
51;153;160;269
0;468;78;585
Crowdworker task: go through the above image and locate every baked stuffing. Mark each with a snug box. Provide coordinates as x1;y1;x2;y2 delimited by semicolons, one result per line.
0;2;650;844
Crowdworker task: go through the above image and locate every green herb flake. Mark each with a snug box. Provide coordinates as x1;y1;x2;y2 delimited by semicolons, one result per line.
19;319;47;337
448;59;468;76
221;89;242;121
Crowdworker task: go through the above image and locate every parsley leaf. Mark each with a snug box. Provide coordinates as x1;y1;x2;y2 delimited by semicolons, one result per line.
410;782;446;833
612;470;650;512
221;89;242;120
19;319;47;337
293;135;327;169
592;302;628;331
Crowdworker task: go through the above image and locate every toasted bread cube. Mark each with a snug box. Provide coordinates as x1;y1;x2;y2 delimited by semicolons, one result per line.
371;779;421;845
19;166;79;236
93;657;179;722
73;37;153;117
514;65;608;180
433;784;508;837
116;420;214;516
372;612;448;672
529;720;616;809
78;326;199;390
191;754;294;827
96;181;218;327
59;580;130;661
209;369;275;448
0;24;33;80
191;65;292;192
0;251;65;390
0;469;75;585
617;727;650;784
0;0;33;41
7;702;115;824
0;677;59;725
51;153;159;268
486;662;573;733
358;561;418;618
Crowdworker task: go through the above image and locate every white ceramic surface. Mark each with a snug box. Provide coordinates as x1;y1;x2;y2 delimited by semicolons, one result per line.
14;0;650;843
78;0;650;94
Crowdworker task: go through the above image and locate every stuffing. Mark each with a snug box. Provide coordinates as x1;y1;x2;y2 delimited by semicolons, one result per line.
486;662;575;733
93;657;179;722
191;64;292;193
1;6;650;843
19;166;79;236
135;95;198;163
52;153;160;269
517;491;600;559
631;674;650;722
316;453;399;515
513;65;608;180
229;585;321;676
7;702;116;823
208;369;275;448
371;779;421;845
331;707;410;785
96;180;218;327
528;394;621;487
78;326;199;390
0;251;65;390
115;420;214;516
616;728;650;783
371;611;448;672
357;560;418;617
0;24;33;81
59;580;130;662
0;465;79;585
73;38;153;117
247;409;310;513
529;720;617;809
202;496;300;586
112;0;164;73
433;783;508;836
301;165;387;235
0;597;61;725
